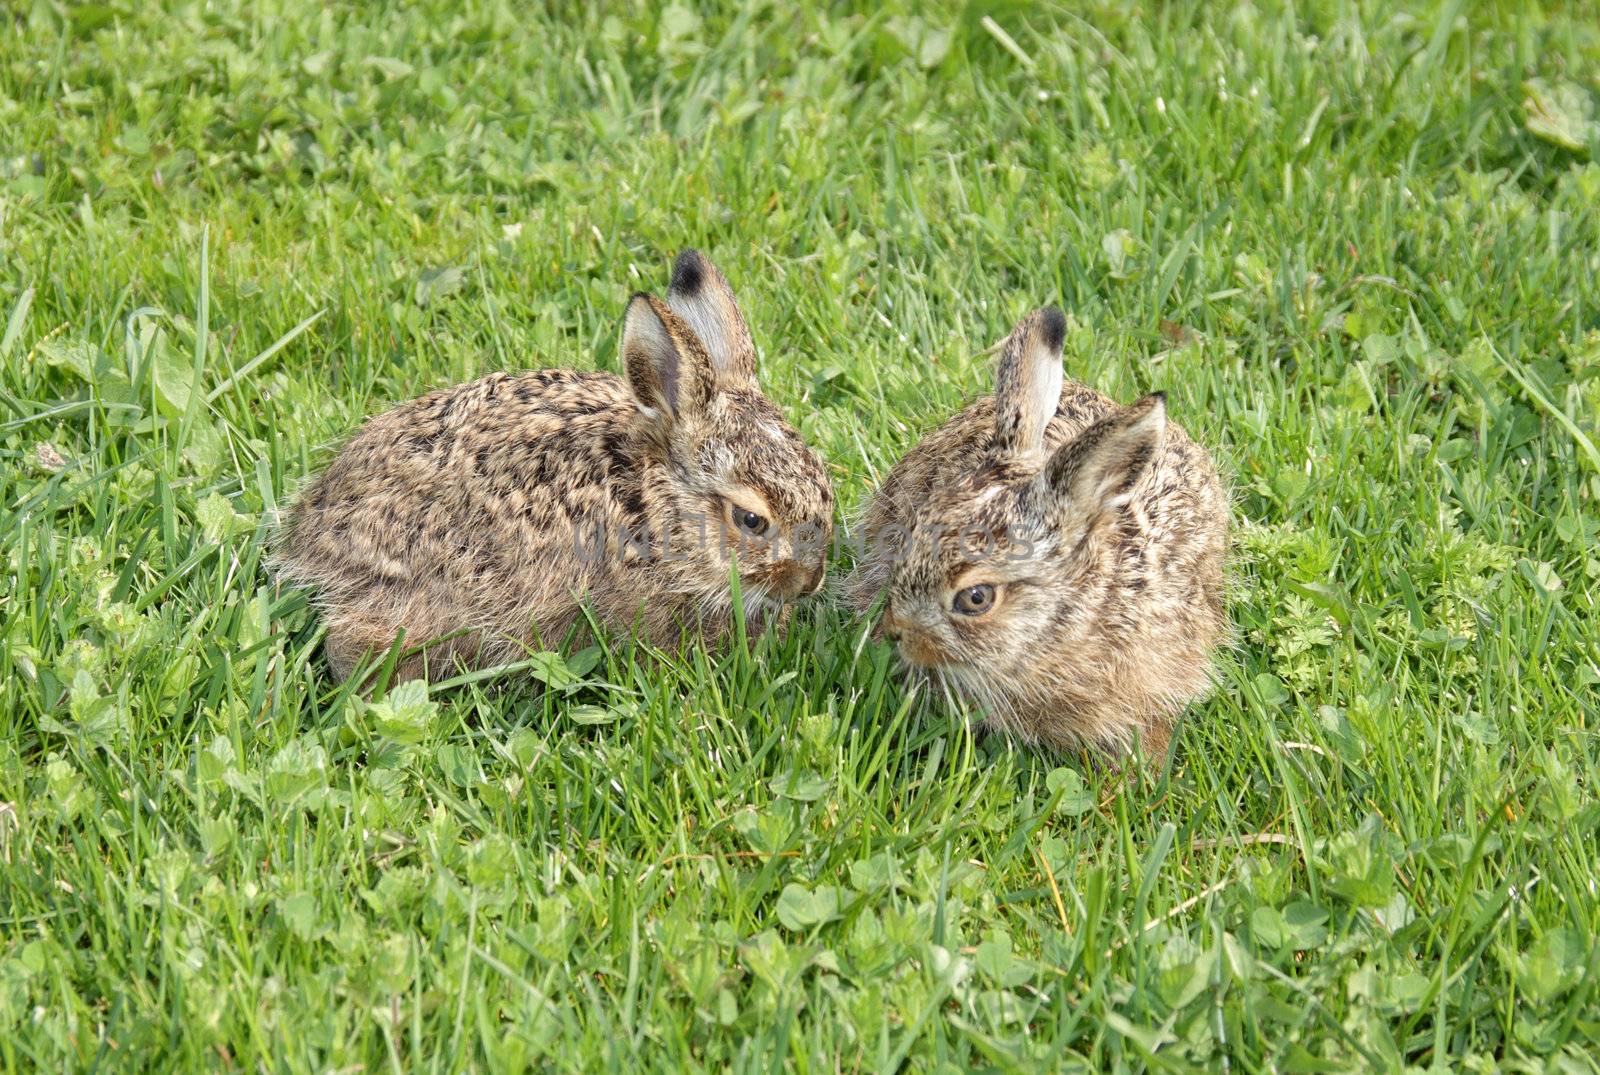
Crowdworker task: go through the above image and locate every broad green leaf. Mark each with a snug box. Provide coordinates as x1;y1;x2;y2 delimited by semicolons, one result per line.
1523;79;1597;152
768;771;829;802
1046;767;1094;816
775;883;842;931
368;681;439;744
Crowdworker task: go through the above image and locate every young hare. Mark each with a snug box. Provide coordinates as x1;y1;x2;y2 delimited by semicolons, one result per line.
275;250;835;682
845;308;1227;757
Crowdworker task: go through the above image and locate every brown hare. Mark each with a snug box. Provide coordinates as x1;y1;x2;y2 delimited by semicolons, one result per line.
275;250;835;683
844;308;1227;758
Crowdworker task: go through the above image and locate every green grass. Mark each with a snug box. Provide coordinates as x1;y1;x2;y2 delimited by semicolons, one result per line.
2;0;1599;1069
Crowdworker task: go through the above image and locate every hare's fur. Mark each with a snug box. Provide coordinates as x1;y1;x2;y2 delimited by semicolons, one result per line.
845;309;1227;757
275;252;834;682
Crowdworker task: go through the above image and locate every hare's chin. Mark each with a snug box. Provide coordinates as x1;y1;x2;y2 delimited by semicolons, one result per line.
742;591;782;620
694;582;780;624
932;664;1024;727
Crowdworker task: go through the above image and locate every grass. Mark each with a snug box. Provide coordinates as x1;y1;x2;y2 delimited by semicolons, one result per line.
2;0;1598;1069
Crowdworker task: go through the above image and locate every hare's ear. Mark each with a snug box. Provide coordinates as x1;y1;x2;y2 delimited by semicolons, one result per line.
621;293;710;420
992;308;1067;459
665;249;757;387
1037;393;1166;522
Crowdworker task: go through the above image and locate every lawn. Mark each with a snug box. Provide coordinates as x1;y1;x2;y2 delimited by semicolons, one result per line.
2;0;1599;1069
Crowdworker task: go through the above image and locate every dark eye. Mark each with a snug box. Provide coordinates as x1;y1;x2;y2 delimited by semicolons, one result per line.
952;583;997;616
735;508;769;537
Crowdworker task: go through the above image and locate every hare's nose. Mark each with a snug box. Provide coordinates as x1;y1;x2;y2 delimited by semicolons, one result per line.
877;606;904;643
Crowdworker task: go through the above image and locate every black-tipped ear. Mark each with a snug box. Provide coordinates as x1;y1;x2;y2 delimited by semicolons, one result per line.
621;293;701;419
992;308;1067;459
1039;393;1166;520
665;249;757;386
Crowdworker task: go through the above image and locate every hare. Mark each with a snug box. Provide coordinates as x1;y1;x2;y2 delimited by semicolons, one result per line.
844;308;1227;757
274;250;835;683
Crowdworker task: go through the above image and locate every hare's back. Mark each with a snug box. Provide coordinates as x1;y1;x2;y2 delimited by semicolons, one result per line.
326;368;635;492
278;369;641;594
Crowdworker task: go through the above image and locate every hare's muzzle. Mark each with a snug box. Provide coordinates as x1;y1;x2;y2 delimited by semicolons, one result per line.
877;608;901;643
771;558;826;599
877;604;945;667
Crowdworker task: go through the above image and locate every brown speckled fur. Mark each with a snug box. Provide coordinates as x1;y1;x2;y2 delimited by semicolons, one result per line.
844;308;1228;758
274;251;834;682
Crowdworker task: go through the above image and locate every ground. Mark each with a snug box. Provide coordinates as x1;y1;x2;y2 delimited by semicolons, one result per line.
1;1;1598;1070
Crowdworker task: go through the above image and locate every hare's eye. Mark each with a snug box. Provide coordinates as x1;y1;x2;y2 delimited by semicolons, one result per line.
952;583;997;616
735;508;769;537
